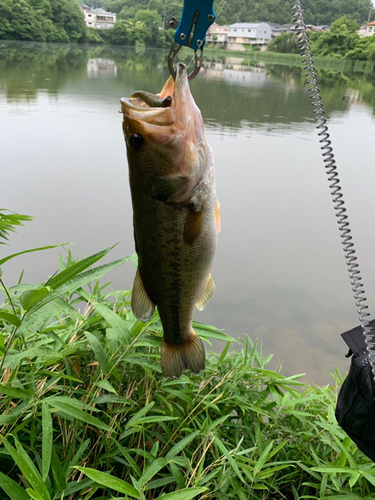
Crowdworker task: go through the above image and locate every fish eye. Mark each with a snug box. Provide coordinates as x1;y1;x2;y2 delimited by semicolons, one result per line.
129;134;144;151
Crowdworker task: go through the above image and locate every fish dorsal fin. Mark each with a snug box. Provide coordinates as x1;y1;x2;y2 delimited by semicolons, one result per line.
215;199;221;234
131;268;155;322
196;274;215;311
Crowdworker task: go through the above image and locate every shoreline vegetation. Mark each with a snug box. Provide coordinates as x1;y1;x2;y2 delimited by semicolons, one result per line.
1;212;375;498
0;0;374;64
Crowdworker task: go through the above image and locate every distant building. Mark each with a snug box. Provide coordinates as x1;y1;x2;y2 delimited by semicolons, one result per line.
281;24;330;33
307;24;330;32
227;23;272;50
267;23;289;37
80;5;116;29
206;22;228;44
360;20;375;37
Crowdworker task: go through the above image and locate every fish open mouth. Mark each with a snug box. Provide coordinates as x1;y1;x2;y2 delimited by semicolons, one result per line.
121;63;204;149
120;64;193;127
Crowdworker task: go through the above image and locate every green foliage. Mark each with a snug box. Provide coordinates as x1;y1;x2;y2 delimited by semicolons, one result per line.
268;15;375;63
311;31;360;58
107;16;168;47
107;19;148;45
103;0;373;26
84;26;105;44
1;216;375;498
0;0;86;42
267;32;299;54
0;210;33;245
345;35;375;62
331;15;360;34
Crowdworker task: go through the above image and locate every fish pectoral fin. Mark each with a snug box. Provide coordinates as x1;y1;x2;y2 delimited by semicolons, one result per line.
215;199;221;234
183;207;203;244
161;330;205;378
131;269;155;322
196;273;215;311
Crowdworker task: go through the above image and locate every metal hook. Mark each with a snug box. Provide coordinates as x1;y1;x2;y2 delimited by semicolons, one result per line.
167;0;215;80
167;43;203;81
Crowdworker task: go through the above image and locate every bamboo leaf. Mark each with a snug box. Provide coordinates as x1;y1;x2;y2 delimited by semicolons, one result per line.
47;245;119;290
27;489;44;500
19;287;50;311
253;441;274;475
0;244;68;266
51;447;67;491
0;310;20;327
166;430;200;459
27;258;128;314
154;487;208;499
95;302;130;342
361;471;375;487
73;467;140;498
140;458;168;485
42;402;53;482
2;437;50;500
85;331;110;375
311;467;357;474
128;416;178;426
0;385;32;399
46;398;112;431
0;470;29;500
94;380;117;394
206;414;230;433
125;402;154;428
214;435;245;483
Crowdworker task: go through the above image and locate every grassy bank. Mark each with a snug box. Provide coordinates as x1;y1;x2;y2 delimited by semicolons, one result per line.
1;239;375;499
204;47;375;73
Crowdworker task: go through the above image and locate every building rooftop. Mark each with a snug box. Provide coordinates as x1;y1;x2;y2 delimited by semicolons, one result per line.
229;23;261;29
368;20;375;26
91;7;115;15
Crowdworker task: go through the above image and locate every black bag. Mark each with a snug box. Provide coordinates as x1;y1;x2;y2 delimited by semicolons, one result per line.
336;319;375;462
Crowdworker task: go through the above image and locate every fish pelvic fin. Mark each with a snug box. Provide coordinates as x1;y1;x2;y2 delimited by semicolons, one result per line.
196;273;215;311
131;269;155;322
161;330;205;378
215;199;221;234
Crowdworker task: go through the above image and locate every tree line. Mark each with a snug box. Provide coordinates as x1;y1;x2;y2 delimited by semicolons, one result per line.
268;16;375;62
104;0;373;27
0;0;373;46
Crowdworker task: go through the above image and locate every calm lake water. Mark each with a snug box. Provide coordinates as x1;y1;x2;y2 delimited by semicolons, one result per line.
2;41;375;384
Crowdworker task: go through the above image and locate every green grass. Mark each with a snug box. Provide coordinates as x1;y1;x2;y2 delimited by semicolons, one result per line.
1;238;375;499
204;47;375;73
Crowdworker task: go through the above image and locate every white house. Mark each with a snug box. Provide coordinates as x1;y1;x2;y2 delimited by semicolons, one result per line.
81;5;116;29
359;20;375;37
206;23;228;44
227;23;272;50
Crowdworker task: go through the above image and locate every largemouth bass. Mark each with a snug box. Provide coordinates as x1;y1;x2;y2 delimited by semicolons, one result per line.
121;63;220;378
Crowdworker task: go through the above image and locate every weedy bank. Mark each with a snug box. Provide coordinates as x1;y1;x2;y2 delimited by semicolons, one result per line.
0;211;375;499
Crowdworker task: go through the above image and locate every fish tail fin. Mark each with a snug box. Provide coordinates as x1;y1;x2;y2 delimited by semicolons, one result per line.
161;330;205;378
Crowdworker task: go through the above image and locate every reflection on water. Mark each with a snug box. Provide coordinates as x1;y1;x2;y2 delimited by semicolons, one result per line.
87;58;117;78
2;41;375;384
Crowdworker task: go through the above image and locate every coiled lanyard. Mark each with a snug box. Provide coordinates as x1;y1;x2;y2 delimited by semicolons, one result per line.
289;0;375;378
168;0;375;376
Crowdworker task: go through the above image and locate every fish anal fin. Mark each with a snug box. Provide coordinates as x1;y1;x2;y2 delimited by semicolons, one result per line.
131;269;155;322
161;330;205;378
183;207;203;245
196;273;215;311
215;199;221;233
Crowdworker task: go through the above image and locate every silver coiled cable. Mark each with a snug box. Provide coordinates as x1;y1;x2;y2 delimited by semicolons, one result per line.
289;0;375;377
